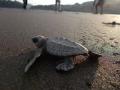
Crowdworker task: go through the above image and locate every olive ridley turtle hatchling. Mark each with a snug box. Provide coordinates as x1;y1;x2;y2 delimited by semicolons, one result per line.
24;35;101;72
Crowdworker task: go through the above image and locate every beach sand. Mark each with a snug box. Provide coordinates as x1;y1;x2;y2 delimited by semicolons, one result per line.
0;8;120;57
0;8;120;90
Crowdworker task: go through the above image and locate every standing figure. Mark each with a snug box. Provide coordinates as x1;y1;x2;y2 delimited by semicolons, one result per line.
55;0;61;11
93;0;105;14
23;0;27;9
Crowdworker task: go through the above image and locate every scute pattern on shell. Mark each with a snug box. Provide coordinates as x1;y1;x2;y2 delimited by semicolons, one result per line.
46;37;88;56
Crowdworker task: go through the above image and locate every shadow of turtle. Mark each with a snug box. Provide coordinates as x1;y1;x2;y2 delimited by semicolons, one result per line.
21;51;99;90
0;50;99;90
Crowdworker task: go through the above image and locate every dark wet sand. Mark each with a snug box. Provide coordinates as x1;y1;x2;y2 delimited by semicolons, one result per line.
0;8;120;57
0;50;119;90
0;8;120;90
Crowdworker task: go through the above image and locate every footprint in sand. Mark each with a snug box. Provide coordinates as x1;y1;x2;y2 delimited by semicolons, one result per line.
109;37;115;40
113;53;120;56
102;33;106;34
114;41;118;44
111;45;116;48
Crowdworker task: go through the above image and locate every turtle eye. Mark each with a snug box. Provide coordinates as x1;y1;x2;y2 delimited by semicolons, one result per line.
32;37;38;43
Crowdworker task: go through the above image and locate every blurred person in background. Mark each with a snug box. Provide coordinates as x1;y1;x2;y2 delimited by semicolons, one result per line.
55;0;61;11
93;0;105;14
23;0;27;9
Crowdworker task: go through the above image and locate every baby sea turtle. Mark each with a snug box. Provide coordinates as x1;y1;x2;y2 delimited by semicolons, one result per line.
24;35;101;72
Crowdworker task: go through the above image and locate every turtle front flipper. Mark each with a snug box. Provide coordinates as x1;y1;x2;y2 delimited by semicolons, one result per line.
56;57;75;71
24;48;43;72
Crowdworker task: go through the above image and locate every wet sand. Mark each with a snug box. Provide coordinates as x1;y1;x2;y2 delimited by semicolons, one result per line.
0;8;120;90
0;8;120;57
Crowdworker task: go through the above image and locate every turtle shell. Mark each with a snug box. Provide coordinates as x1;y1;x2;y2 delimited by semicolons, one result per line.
46;37;88;56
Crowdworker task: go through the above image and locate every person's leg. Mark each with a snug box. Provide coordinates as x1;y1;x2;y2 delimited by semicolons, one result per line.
100;0;105;14
25;0;27;9
55;0;58;11
23;0;27;9
93;1;95;13
100;5;103;14
101;0;105;14
23;0;25;9
95;5;98;14
58;1;61;11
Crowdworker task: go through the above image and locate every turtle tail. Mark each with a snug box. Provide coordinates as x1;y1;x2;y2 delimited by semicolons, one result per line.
87;51;102;63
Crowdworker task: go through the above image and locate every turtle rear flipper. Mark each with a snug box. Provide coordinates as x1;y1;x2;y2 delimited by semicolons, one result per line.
56;58;75;71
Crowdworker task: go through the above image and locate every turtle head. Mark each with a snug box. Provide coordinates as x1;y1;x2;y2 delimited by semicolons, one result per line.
32;35;47;48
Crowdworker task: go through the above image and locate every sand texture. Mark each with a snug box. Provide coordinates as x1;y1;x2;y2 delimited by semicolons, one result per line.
0;8;120;90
